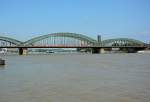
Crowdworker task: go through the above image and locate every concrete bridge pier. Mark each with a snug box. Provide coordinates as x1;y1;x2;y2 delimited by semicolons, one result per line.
91;48;99;53
19;48;28;55
100;48;105;53
92;48;105;54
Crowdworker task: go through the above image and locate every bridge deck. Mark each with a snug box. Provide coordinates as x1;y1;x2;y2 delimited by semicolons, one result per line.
0;46;147;48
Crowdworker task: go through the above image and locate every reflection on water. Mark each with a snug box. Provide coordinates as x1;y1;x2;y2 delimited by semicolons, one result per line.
0;53;150;102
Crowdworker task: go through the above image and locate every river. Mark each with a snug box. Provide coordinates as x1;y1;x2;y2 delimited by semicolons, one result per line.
0;53;150;102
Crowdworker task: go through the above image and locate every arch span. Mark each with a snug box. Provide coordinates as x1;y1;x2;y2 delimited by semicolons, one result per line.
102;38;145;46
24;32;98;46
0;36;22;46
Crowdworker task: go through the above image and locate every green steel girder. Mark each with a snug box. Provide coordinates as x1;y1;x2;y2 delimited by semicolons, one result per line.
24;32;98;45
102;38;145;46
0;34;146;47
0;36;22;45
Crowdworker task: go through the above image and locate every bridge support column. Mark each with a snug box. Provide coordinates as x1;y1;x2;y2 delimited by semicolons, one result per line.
92;48;105;54
100;48;105;54
19;48;28;55
92;48;100;54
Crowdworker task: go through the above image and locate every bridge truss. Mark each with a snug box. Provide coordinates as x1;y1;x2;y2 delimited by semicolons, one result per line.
24;33;98;47
102;38;145;46
0;36;22;47
0;33;147;47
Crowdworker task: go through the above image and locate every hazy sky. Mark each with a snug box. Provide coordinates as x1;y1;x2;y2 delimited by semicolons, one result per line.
0;0;150;42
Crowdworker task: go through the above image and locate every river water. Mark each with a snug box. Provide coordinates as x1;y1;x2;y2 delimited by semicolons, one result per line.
0;53;150;102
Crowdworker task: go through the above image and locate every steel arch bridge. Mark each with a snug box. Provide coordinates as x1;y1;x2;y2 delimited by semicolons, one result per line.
102;38;145;46
23;32;98;47
0;32;147;48
0;36;22;46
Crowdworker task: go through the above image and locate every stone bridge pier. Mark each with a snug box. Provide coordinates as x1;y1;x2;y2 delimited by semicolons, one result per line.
19;48;28;55
92;48;105;54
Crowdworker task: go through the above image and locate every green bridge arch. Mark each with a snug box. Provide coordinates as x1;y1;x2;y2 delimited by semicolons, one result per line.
102;38;145;46
0;36;22;45
24;32;98;45
0;33;147;47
